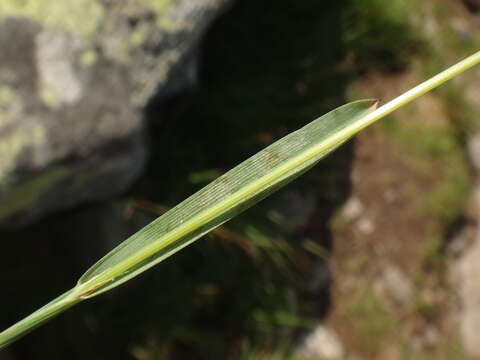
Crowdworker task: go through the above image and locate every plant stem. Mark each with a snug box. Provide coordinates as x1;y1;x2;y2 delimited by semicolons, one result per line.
357;50;480;131
0;288;81;349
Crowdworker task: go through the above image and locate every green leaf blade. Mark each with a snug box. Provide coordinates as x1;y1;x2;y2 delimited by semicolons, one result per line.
77;100;378;297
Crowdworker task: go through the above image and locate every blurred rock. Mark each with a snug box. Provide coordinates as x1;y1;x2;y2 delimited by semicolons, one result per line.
0;0;232;226
341;196;364;221
296;325;346;360
467;133;480;171
457;227;480;358
340;197;376;234
377;264;413;305
446;230;468;258
421;326;441;349
356;216;375;235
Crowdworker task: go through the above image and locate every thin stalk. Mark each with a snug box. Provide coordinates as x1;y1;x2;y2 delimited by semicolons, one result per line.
0;288;81;349
356;50;480;131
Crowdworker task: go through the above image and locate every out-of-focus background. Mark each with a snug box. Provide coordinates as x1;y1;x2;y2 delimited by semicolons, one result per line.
1;0;480;359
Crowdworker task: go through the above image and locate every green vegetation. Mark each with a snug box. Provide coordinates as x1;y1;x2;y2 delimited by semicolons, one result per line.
349;289;398;351
420;236;445;271
414;293;438;321
381;117;471;226
343;0;422;71
402;332;465;360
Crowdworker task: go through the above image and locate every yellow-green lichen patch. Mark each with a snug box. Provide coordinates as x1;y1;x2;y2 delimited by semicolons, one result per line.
140;0;171;17
80;49;98;68
0;167;69;219
0;87;16;127
39;85;60;108
0;0;103;39
140;0;174;29
0;125;46;187
128;26;149;48
0;87;14;108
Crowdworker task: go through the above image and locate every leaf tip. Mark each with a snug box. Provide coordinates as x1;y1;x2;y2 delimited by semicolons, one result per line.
369;98;380;109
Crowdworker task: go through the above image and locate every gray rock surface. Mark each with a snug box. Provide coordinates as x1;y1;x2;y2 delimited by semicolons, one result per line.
376;264;413;306
467;133;480;171
296;325;346;360
0;0;232;226
456;228;480;359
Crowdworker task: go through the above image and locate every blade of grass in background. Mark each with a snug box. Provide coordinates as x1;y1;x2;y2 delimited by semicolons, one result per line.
2;49;480;349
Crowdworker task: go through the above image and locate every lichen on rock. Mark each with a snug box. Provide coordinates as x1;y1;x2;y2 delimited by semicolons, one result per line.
35;31;84;108
0;0;103;39
0;86;14;108
0;124;46;188
0;0;233;226
140;0;172;28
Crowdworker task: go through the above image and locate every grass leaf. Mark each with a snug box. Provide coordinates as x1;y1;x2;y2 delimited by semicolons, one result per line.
77;99;378;297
